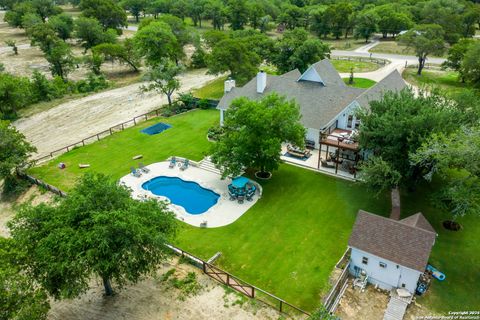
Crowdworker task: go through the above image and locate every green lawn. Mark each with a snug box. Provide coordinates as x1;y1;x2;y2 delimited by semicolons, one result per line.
401;182;480;312
331;59;380;73
192;76;228;100
29;109;218;190
343;77;377;88
176;165;390;311
27;109;480;313
402;69;478;96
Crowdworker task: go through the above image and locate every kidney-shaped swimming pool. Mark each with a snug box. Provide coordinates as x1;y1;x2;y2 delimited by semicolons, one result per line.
142;176;220;215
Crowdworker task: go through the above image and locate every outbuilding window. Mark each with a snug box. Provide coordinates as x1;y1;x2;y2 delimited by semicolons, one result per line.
379;262;387;268
362;257;368;265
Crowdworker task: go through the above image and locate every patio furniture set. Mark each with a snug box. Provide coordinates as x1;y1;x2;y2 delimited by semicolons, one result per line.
228;176;257;204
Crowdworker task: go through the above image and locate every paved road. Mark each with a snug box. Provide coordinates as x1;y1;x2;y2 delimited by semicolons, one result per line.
332;40;446;81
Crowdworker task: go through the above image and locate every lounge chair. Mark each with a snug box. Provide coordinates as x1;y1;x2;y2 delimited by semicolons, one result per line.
180;159;189;171
139;162;150;173
169;157;177;168
130;166;142;177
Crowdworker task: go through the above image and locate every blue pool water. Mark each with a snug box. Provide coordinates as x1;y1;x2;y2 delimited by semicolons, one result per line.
142;176;220;214
141;122;172;135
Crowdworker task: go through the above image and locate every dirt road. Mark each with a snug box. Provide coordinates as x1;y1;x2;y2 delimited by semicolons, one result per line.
14;69;219;158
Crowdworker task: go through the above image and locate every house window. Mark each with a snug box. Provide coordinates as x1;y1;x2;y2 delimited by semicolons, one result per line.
362;257;368;265
354;118;361;129
401;283;406;288
379;262;387;268
347;115;353;128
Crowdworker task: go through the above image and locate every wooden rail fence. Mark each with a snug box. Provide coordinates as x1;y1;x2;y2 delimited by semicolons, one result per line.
323;261;350;313
166;244;311;318
32;98;219;164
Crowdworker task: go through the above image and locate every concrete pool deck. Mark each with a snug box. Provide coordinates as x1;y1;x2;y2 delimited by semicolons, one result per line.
119;160;261;228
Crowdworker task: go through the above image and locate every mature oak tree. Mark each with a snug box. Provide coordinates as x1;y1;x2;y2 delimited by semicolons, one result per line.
399;24;446;75
141;59;184;106
8;172;178;297
211;93;305;178
357;89;463;193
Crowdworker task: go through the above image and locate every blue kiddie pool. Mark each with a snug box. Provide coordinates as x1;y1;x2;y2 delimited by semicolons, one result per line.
142;176;220;214
141;122;172;135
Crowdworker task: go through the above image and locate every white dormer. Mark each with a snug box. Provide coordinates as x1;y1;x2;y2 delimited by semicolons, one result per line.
297;66;325;85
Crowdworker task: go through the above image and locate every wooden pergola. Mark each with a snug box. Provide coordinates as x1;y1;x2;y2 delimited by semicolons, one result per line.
317;130;360;177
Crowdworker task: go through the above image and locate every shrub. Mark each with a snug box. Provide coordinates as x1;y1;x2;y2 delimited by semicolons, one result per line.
198;98;210;110
76;73;109;93
207;125;224;141
178;92;196;109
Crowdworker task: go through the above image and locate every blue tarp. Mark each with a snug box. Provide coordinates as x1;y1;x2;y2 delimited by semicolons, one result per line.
232;176;249;188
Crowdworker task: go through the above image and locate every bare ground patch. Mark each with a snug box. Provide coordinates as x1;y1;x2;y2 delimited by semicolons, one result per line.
48;257;285;320
13;69;218;158
0;184;55;237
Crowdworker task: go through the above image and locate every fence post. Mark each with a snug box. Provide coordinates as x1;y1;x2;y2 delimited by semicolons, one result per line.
279;300;283;313
134;118;137;125
122;123;124;130
66;146;69;152
96;134;100;141
109;128;113;135
156;109;159;116
226;274;230;285
145;114;148;121
82;140;85;146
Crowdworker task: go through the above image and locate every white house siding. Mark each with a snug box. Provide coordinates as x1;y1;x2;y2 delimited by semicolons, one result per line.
349;247;422;294
306;127;320;148
334;100;361;131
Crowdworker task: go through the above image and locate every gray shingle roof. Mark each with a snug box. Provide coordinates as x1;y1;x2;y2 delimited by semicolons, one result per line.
348;210;436;272
355;69;406;108
217;60;407;130
311;59;346;87
400;212;436;233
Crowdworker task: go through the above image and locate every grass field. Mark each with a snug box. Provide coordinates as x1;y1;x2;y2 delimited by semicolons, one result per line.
402;69;477;96
324;37;367;51
28;109;480;312
192;76;228;100
401;182;480;312
331;59;380;73
29;109;218;190
370;41;446;58
343;77;377;88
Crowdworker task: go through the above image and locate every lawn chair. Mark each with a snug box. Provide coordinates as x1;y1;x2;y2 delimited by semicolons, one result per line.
228;185;237;201
237;188;246;204
139;162;150;173
169;157;177;169
246;184;256;201
130;166;142;177
180;159;189;171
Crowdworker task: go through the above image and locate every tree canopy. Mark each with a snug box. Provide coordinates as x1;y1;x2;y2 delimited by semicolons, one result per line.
134;21;181;66
79;0;127;30
0;120;36;179
141;59;184;105
399;24;446;75
0;237;50;320
8;172;178;298
357;89;464;193
211;93;305;178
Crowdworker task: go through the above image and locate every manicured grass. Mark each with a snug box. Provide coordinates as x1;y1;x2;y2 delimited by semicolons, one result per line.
342;77;377;88
192;76;228;100
28;109;218;190
402;69;478;96
331;59;380;73
401;182;480;312
176;164;391;311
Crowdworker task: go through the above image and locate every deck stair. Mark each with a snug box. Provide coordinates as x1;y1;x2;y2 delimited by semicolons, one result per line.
198;157;222;175
383;290;410;320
